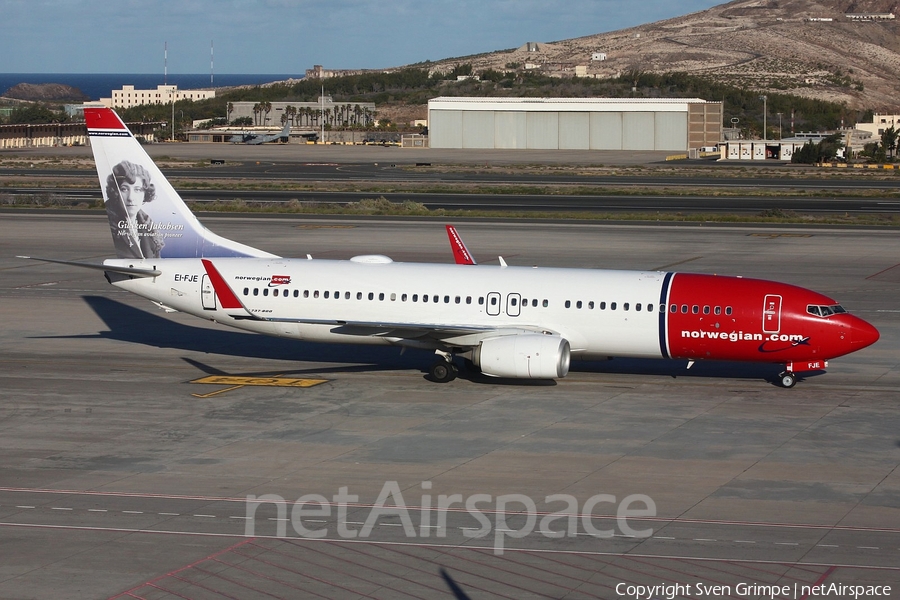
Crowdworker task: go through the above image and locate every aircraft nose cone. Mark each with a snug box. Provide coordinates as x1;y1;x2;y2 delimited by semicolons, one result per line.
850;317;880;348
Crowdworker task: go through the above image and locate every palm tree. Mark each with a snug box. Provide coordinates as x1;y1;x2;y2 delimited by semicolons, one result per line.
881;126;898;160
252;103;261;126
227;102;234;125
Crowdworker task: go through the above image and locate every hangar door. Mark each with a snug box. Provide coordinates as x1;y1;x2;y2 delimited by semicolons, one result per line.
559;112;590;149
655;112;688;151
494;111;526;149
526;112;559;149
462;111;495;148
590;112;623;150
623;112;655;150
429;110;463;148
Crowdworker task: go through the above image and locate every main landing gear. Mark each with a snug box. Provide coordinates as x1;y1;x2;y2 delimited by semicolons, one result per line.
429;352;458;383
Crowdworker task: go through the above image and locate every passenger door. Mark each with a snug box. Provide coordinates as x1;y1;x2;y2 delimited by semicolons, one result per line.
762;294;782;333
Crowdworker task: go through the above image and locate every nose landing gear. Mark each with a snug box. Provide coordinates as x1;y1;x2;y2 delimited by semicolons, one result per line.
778;371;797;388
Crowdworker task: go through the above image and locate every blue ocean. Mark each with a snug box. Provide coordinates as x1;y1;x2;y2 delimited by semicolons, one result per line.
0;73;303;101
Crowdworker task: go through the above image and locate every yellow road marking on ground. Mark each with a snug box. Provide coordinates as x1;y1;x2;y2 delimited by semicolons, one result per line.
190;375;328;397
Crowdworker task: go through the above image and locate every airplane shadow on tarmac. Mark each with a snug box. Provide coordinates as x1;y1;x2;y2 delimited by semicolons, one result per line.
35;296;807;386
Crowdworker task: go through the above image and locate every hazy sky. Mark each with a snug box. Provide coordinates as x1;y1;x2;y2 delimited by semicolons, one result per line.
2;0;724;74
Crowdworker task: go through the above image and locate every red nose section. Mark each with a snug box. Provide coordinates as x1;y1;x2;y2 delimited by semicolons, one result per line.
851;317;880;349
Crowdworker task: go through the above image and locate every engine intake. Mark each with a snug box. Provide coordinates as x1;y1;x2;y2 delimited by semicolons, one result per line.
474;334;570;379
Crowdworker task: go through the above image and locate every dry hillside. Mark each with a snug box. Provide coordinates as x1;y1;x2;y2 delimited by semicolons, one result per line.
420;0;900;109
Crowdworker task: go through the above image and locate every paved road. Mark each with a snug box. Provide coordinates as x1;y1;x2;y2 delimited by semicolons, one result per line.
8;186;900;215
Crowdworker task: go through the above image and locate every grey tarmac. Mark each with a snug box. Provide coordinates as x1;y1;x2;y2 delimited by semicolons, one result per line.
1;214;899;599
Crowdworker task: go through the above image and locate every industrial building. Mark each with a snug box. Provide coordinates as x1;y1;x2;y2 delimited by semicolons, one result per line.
427;97;722;151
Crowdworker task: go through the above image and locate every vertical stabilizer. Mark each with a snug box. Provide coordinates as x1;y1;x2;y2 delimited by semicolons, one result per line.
84;108;277;259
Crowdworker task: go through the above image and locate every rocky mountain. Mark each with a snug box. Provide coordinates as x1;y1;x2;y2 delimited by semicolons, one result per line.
421;0;900;109
2;83;89;103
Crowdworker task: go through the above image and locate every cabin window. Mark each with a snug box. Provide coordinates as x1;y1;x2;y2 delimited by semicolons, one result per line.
253;288;259;296
390;293;396;301
660;304;666;313
444;295;450;304
565;300;571;309
402;293;408;302
467;296;473;304
692;305;699;314
511;297;518;307
623;303;629;311
600;301;606;310
334;291;339;299
479;297;485;305
304;290;309;298
681;305;688;314
636;303;642;311
356;292;362;300
589;301;594;309
576;300;582;309
703;306;710;315
611;302;617;310
671;304;677;313
725;306;733;315
345;292;350;299
412;294;418;302
368;292;374;300
433;295;439;303
323;291;329;299
532;299;538;307
294;290;300;298
243;287;249;296
714;306;721;315
490;296;498;306
263;288;269;297
542;299;549;308
647;303;653;312
455;296;461;304
423;295;429;303
379;293;385;301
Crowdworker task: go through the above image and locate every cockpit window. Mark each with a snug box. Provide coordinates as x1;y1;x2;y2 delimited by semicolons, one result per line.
808;304;846;317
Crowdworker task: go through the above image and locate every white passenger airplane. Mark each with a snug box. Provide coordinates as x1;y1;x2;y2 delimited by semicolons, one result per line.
21;108;879;387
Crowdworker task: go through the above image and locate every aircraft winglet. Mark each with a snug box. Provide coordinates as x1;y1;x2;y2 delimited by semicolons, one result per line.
446;225;476;265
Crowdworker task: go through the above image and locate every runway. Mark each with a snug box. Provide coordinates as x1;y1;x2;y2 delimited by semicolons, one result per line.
1;215;899;598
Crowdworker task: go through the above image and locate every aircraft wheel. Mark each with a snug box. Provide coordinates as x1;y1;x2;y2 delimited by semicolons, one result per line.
430;360;457;383
779;371;797;388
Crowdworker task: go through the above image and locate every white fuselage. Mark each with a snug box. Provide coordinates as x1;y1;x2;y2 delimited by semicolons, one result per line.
109;257;669;359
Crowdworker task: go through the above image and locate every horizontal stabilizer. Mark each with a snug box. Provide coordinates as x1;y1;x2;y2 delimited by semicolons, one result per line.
17;256;160;277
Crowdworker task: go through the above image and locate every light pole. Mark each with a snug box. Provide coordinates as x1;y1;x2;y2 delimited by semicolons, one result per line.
776;112;782;139
759;95;767;141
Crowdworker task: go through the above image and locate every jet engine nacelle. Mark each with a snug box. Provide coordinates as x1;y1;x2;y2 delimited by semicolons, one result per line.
474;334;571;379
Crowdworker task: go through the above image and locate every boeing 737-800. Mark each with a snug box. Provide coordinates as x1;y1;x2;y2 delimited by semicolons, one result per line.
20;108;879;387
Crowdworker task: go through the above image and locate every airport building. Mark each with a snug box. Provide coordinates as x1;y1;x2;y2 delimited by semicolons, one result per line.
227;100;376;128
427;97;722;151
100;85;216;109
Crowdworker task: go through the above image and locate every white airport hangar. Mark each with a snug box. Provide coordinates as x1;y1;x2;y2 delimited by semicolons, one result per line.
427;97;722;151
